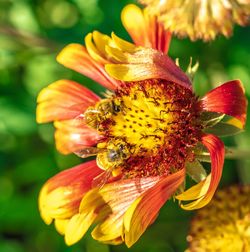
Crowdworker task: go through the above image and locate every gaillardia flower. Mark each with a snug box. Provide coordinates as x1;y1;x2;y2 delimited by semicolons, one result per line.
187;185;250;251
139;0;250;41
37;4;247;247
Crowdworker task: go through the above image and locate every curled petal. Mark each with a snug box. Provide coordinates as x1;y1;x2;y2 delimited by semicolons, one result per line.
200;80;247;128
39;160;103;224
176;134;225;210
121;4;171;53
57;44;121;90
54;120;102;154
37;80;100;123
123;169;185;247
85;32;110;64
105;47;191;89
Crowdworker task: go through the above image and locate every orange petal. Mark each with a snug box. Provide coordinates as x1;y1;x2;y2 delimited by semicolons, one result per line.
200;80;247;128
123;169;185;247
105;47;191;89
39;160;103;223
54;119;101;154
91;176;161;243
37;80;100;123
121;4;171;53
176;134;225;210
57;43;121;90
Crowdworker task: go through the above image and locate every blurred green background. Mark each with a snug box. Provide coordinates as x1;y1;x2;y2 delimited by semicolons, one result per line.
0;0;249;251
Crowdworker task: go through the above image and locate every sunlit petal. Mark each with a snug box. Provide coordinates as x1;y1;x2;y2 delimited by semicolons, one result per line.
37;79;99;123
177;134;224;210
39;160;103;223
57;44;120;90
121;4;171;53
123;169;185;247
200;80;247;128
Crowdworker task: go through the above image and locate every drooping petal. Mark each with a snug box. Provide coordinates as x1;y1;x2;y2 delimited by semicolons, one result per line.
37;80;100;123
92;176;163;243
121;4;171;53
54;219;69;235
37;80;102;154
56;44;121;90
123;169;185;247
39;160;103;224
64;175;161;245
65;211;97;246
200;80;247;128
176;134;225;210
54;120;102;154
105;47;192;89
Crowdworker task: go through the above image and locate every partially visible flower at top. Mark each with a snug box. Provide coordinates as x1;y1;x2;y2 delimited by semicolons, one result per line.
186;185;250;252
36;4;247;248
139;0;250;41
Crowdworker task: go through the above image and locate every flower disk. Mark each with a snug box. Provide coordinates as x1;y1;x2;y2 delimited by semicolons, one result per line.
187;185;250;251
85;80;202;178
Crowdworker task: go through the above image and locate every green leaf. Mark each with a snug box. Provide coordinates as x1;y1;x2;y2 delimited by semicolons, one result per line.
201;112;224;128
193;143;211;163
186;159;207;183
204;121;243;137
185;57;199;82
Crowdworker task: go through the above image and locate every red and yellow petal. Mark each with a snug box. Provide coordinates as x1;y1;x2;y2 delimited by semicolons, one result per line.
121;4;171;53
200;80;247;129
123;168;185;247
176;134;225;210
37;79;100;123
54;120;101;154
92;176;162;243
39;160;103;225
63;175;161;245
56;44;121;90
105;47;192;90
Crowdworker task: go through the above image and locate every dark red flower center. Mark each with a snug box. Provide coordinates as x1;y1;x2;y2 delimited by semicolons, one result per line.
85;79;202;178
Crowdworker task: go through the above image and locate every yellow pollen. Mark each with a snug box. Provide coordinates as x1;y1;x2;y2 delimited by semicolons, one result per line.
187;185;250;252
110;84;176;153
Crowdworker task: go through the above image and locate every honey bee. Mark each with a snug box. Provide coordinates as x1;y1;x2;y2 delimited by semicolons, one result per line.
97;139;129;164
74;139;130;187
84;98;122;130
74;139;130;169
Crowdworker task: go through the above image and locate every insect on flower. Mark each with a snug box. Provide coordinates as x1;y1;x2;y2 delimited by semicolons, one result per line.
36;4;247;248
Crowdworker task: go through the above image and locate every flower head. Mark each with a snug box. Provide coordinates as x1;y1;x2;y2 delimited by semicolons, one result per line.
36;4;247;247
139;0;250;41
187;185;250;251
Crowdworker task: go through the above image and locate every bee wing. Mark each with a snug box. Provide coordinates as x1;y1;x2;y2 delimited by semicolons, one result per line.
91;169;113;188
74;147;103;158
92;169;122;188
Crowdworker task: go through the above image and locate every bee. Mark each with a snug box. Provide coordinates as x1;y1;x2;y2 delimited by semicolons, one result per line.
84;98;122;129
74;139;130;176
74;140;129;188
97;140;130;169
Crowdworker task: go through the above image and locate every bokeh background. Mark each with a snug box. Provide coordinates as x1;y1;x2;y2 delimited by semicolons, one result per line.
0;0;250;251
